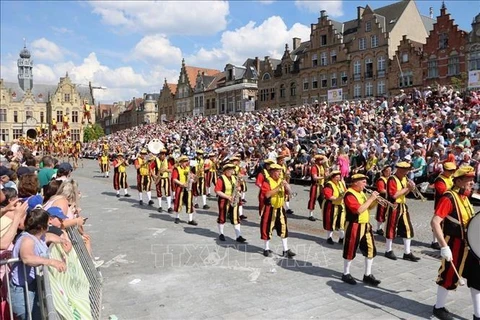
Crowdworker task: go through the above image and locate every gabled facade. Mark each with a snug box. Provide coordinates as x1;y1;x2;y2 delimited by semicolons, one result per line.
389;35;424;94
257;56;282;109
193;71;219;116
158;80;177;122
467;13;480;73
422;3;468;87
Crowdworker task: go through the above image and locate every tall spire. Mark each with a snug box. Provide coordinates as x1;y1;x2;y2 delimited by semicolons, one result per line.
18;39;33;91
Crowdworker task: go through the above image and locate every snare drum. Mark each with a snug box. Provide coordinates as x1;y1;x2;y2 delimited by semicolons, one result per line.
466;213;480;260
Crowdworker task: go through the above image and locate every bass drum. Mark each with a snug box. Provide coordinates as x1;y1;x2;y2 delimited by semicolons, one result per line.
466;213;480;260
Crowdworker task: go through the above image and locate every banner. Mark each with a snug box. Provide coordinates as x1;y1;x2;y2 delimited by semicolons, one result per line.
468;70;480;88
48;244;92;319
327;88;343;103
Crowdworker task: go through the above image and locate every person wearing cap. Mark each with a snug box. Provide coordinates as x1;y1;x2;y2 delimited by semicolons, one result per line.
374;165;392;236
214;163;246;243
171;155;197;225
152;149;172;212
56;162;73;182
98;151;110;178
431;166;480;320
230;156;248;220
277;155;294;215
256;159;274;215
341;173;381;286
46;206;73;253
191;150;210;210
134;149;154;206
204;153;218;197
260;163;295;258
113;153;131;198
321;170;346;244
384;161;420;262
307;155;327;222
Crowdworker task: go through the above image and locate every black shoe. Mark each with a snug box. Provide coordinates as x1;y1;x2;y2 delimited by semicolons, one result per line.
157;207;163;213
286;209;294;214
473;314;480;320
203;204;210;209
403;252;421;262
139;200;144;205
241;199;247;204
326;237;334;245
376;229;384;236
432;306;454;320
338;238;344;245
308;216;316;222
263;249;272;257
236;236;247;243
240;215;247;220
385;251;397;260
187;220;198;226
124;194;131;197
194;204;199;209
363;274;381;287
167;208;173;213
219;234;226;241
174;218;180;224
207;193;212;197
342;274;357;285
283;249;296;258
431;242;441;250
148;200;154;206
116;194;120;198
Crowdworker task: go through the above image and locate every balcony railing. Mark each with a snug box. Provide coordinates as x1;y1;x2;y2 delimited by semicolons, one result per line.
377;70;386;78
365;72;373;79
353;73;361;81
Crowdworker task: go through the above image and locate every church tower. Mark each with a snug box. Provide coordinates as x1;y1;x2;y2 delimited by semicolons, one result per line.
17;39;33;92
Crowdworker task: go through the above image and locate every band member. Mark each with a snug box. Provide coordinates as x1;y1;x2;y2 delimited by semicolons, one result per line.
431;162;456;250
99;152;110;178
192;150;209;209
113;153;130;197
230;156;247;220
154;149;173;213
74;140;82;169
82;101;93;124
322;170;346;244
256;159;274;215
431;166;480;320
134;149;154;206
260;164;295;258
384;161;420;262
277;155;293;214
342;174;381;286
51;118;58;131
205;153;217;197
214;163;246;243
375;165;392;235
62;114;69;130
171;155;197;225
308;155;327;221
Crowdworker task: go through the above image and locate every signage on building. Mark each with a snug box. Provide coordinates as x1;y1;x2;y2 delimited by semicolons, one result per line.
468;70;480;88
327;88;343;103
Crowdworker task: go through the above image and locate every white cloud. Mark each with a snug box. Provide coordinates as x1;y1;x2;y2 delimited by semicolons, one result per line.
51;26;73;34
31;38;65;61
89;1;229;35
131;34;182;65
295;0;343;17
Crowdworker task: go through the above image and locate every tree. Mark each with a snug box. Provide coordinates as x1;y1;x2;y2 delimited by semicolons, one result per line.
83;123;105;142
450;72;467;91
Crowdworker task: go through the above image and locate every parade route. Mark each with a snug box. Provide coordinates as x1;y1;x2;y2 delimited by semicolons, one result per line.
75;160;478;319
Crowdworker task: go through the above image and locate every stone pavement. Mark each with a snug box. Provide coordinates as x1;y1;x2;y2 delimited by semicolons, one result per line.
73;160;479;320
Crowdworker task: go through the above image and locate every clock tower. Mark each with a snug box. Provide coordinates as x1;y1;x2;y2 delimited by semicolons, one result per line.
17;39;33;92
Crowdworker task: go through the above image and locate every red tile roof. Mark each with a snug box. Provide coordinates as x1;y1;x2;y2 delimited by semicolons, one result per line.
185;66;221;88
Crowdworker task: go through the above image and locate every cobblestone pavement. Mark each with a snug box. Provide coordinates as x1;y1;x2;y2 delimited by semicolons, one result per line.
74;160;479;319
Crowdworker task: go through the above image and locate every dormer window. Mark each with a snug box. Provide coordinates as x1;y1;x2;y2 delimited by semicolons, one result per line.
365;21;371;32
228;69;233;81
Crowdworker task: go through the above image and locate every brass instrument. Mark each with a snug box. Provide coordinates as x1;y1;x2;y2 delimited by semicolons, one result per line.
186;172;197;192
409;180;427;202
231;178;242;207
365;189;398;210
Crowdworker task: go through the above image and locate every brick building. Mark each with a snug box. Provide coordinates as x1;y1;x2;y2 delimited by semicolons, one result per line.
158;79;177;122
389;35;424;94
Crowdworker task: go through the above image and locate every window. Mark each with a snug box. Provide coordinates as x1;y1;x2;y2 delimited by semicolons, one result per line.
262;73;271;80
14;111;18;123
365;82;373;96
354;84;362;98
371;35;378;48
377;81;386;95
469;50;480;71
228;97;233;113
320;74;327;88
341;71;348;86
284;65;289;74
72;110;78;123
270;88;275;100
402;53;409;63
290;82;296;97
331;73;337;88
260;89;269;101
70;129;80;142
365;21;372;32
354;61;361;80
359;38;366;50
205;99;210;110
64;93;70;102
321;35;327;46
26;110;33;119
303;78;309;91
312;76;318;89
331;50;337;64
427;59;438;78
312;54;318;67
377;56;386;77
320;52;327;66
56;110;63;122
280;84;286;98
236;100;242;112
365;59;373;79
212;98;216;112
0;129;8;142
399;71;413;87
439;33;448;49
448;55;460;76
13;129;22;140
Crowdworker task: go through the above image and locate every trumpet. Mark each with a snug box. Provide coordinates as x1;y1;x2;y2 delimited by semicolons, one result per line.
409;180;427;202
365;189;398;210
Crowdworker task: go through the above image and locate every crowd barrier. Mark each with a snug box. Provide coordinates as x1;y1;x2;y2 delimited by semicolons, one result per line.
0;226;103;320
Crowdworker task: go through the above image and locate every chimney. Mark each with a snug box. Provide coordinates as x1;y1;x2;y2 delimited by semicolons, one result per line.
293;37;301;50
320;10;326;18
429;7;433;18
255;57;260;73
357;6;364;20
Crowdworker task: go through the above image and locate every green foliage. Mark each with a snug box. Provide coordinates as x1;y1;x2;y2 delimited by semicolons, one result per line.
450;72;467;91
83;123;105;142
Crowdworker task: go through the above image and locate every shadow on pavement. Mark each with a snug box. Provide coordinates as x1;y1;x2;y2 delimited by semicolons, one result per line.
288;231;343;251
101;191;119;197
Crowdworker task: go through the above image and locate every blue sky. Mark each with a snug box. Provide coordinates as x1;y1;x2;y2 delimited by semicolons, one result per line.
0;1;477;103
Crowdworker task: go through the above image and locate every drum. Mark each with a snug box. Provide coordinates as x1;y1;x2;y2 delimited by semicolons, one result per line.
466;212;480;260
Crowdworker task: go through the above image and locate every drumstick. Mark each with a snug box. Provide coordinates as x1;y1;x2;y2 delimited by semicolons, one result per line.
449;260;465;286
